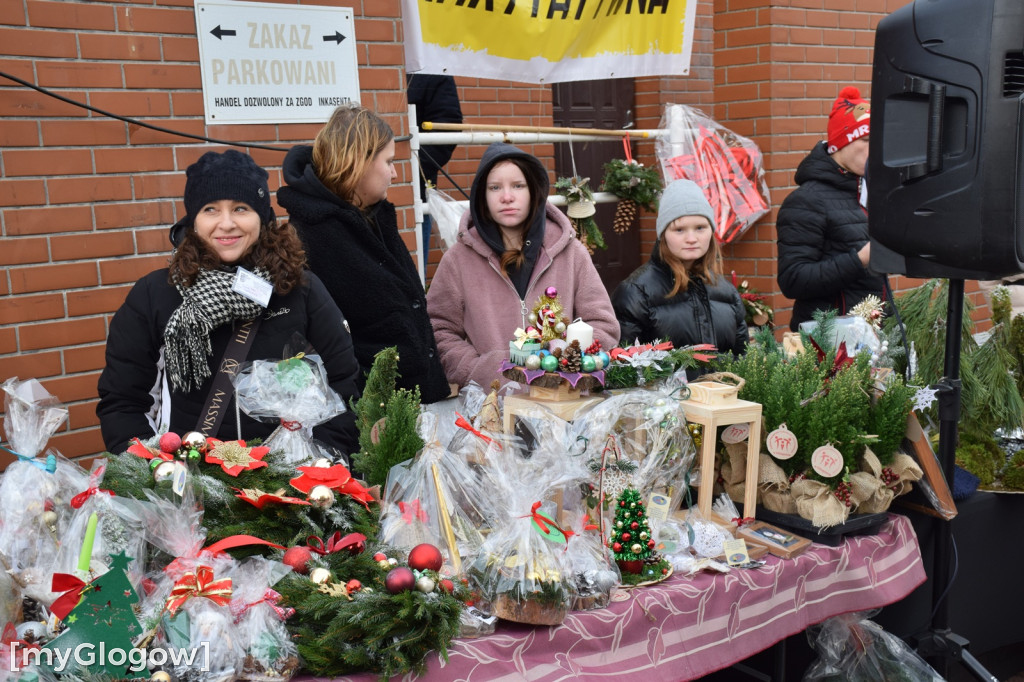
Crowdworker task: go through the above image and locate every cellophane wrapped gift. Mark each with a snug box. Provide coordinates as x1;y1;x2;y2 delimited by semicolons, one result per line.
52;459;147;588
656;103;771;244
571;388;697;536
0;378;91;602
233;349;348;468
227;557;299;682
464;412;587;625
558;503;620;611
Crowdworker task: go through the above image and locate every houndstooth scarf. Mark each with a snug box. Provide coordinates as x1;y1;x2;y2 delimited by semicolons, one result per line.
164;267;268;392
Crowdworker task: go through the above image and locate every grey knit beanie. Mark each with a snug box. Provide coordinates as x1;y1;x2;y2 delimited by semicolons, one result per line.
655;179;716;239
183;149;275;227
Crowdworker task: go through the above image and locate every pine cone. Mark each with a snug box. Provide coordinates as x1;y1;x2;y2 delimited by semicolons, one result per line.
564;341;583;373
613;198;638;233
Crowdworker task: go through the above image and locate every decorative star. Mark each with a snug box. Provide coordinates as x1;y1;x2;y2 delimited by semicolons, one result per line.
205;438;270;476
107;550;134;573
67;614;77;624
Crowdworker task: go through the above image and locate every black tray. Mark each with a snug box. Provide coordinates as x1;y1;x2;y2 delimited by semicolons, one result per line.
741;505;889;547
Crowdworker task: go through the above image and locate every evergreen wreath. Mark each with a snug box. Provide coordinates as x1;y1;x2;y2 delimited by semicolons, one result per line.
600;158;662;233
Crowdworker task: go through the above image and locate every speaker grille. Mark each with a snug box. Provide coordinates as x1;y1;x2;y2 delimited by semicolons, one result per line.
1004;52;1024;96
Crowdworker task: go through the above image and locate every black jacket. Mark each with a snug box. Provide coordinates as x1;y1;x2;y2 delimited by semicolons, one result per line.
776;142;886;330
277;145;451;403
96;269;361;455
611;244;749;357
407;74;462;194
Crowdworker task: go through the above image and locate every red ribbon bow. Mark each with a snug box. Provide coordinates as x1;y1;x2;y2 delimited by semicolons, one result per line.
70;461;114;509
732;516;755;527
521;501;574;547
399;499;429;524
166;565;233;616
306;531;366;556
230;588;295;623
454;412;493;445
50;573;89;620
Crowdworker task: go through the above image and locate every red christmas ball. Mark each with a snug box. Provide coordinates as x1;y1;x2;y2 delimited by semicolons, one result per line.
621;532;631;542
373;552;387;562
385;567;415;594
647;539;656;549
345;579;362;593
620;500;626;507
282;546;312;575
408;543;443;572
630;521;639;530
612;542;622;552
159;432;182;454
439;578;455;594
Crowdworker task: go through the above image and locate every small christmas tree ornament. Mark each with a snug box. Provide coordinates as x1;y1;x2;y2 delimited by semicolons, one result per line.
385;567;415;594
309;567;332;585
282;546;312;574
408;543;444;572
159;431;182;455
181;431;207;454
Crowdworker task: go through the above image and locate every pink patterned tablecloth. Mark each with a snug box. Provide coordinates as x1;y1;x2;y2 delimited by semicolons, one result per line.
299;513;925;682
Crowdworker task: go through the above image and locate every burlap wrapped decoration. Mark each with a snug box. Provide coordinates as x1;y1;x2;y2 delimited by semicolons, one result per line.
854;449;924;513
720;441;750;504
757;454;798;514
790;478;851;529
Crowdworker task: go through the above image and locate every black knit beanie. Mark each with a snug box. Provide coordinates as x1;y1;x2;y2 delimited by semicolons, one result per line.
183;149;275;226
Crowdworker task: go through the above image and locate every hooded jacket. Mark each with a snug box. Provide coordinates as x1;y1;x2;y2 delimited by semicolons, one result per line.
426;144;619;389
776;141;886;330
97;269;360;455
612;243;748;357
276;145;451;403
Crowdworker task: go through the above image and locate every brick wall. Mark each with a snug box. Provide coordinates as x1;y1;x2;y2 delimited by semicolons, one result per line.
0;0;993;466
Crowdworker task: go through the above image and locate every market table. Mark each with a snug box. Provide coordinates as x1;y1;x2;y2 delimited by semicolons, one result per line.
300;513;925;682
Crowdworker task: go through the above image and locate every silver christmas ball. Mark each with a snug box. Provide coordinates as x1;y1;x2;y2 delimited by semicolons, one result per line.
153;461;176;483
308;485;336;508
524;354;542;370
312;457;333;468
181;431;207;453
416;576;436;593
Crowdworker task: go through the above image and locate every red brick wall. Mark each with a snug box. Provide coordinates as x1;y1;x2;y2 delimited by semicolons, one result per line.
0;0;991;466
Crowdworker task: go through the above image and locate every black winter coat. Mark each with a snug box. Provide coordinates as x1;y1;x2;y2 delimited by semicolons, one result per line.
612;245;749;358
776;142;886;330
277;145;451;403
96;269;361;455
407;74;462;195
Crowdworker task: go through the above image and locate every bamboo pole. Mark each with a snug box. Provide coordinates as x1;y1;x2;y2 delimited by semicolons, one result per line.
423;121;648;138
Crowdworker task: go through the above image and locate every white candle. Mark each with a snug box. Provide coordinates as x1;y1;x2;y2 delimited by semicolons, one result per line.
565;319;594;351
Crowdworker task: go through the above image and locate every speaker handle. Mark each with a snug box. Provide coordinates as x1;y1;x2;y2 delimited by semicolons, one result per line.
901;76;946;180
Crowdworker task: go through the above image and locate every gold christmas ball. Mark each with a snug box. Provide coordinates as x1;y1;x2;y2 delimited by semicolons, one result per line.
153;461;176;483
150;672;172;682
312;457;332;468
42;510;58;531
640;531;648;540
308;485;336;508
309;567;332;585
631;543;643;554
181;431;208;453
378;559;391;570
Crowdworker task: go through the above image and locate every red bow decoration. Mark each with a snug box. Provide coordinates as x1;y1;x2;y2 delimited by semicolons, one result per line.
454;412;493;445
609;341;674;361
687;342;719;363
399;499;429;524
205;438;270;477
230;588;295;623
290;464;374;510
163;535;285;577
521;501;574;548
732;516;755;527
71;461;115;509
808;338;855;381
127;437;174;462
581;514;600;532
50;573;89;620
0;623;40;671
306;531;365;556
166;565;233;616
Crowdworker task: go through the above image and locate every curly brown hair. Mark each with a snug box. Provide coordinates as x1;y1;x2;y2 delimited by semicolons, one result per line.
168;218;308;294
660;219;723;298
312;104;394;206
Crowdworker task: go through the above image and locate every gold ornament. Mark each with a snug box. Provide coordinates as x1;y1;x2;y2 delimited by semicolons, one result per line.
309;567;332;585
181;431;207;453
631;543;643;554
308;485;336;508
150;672;172;682
378;559;391;570
42;510;58;533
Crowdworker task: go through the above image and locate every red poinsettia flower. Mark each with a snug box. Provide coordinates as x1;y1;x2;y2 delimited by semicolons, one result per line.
204;438;269;477
127;437;173;462
233;487;311;509
290;464;374;510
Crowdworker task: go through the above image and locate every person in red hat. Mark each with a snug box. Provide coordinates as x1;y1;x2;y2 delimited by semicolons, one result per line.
776;86;886;331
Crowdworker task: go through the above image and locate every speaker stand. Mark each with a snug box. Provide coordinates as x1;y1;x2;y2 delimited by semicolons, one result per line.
913;279;997;682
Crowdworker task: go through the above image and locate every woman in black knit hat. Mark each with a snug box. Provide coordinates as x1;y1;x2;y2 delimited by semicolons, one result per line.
96;149;361;455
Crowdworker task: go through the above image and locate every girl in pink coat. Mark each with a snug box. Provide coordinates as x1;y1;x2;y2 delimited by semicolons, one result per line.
427;143;620;389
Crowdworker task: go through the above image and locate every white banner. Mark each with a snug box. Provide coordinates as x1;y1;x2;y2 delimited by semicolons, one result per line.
401;0;698;84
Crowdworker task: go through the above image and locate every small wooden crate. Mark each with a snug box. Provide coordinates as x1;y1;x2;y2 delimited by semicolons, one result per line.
686;381;739;405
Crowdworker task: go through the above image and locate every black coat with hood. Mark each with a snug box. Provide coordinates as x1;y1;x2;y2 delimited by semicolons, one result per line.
776;141;886;330
612;243;748;358
276;145;451;403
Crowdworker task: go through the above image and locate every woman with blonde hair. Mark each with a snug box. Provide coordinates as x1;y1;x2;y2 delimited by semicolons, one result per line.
612;179;748;358
277;104;451;402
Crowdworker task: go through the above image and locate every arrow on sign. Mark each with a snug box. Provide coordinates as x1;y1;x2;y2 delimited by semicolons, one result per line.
210;25;236;40
322;31;347;44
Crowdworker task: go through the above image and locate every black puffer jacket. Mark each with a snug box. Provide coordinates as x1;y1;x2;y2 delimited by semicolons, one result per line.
277;145;451;403
97;269;361;455
776;142;885;330
612;244;748;357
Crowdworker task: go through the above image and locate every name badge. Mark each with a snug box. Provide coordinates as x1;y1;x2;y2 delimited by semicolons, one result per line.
233;267;273;307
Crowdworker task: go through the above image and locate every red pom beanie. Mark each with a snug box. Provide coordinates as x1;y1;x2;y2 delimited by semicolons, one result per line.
826;86;871;154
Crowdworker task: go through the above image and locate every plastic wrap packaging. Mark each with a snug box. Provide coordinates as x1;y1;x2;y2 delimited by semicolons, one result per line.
570;388;697;537
464;413;586;625
426;186;467;251
558;505;620;610
52;460;148;588
233;350;348;468
656;104;770;244
227;557;299;682
804;610;943;682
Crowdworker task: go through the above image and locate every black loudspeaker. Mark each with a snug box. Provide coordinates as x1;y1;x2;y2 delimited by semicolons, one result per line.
868;0;1024;280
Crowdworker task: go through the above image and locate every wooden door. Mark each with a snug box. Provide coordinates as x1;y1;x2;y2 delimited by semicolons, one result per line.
552;79;641;295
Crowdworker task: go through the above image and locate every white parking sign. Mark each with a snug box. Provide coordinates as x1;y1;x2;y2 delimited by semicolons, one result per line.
194;0;360;125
